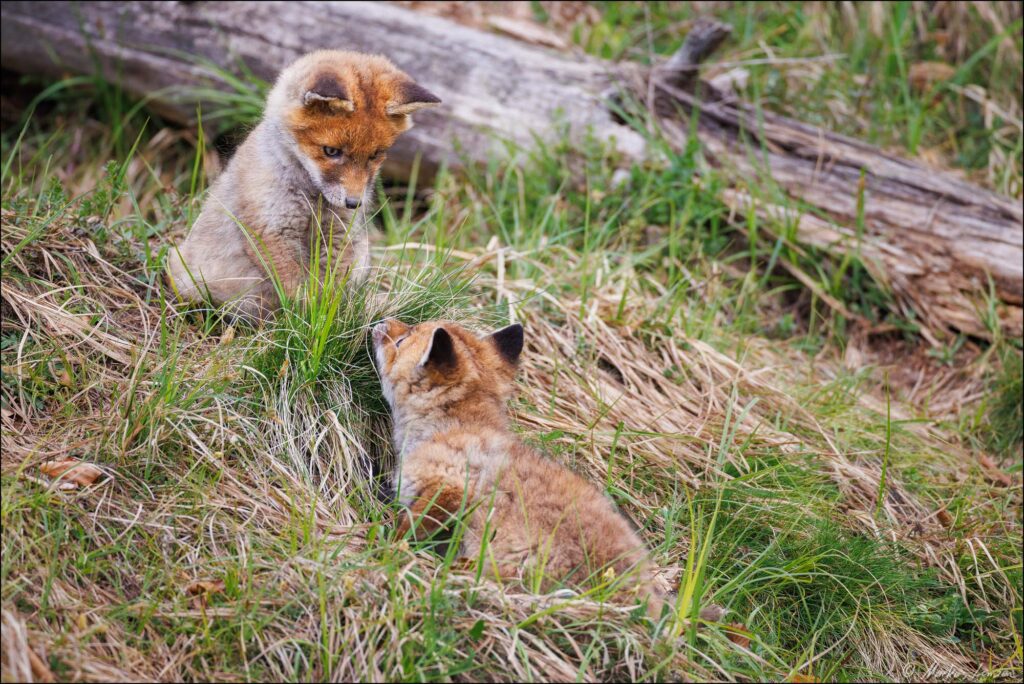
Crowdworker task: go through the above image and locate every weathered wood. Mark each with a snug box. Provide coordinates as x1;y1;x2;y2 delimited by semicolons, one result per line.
2;1;1020;339
0;0;646;179
658;17;733;92
649;74;1023;339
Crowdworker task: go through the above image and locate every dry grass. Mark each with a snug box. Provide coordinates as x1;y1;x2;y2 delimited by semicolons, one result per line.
2;202;1019;680
2;2;1022;680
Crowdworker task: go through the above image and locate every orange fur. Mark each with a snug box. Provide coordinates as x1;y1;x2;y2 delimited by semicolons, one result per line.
166;51;439;320
286;53;417;201
372;319;665;616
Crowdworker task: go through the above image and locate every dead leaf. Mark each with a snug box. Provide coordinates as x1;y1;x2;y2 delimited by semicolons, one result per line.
725;622;751;648
28;647;55;683
185;579;226;596
909;61;956;92
186;578;225;610
936;509;953;527
38;459;104;489
977;453;1012;487
788;674;819;683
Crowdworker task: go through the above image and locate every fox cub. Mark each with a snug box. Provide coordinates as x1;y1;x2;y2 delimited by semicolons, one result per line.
167;51;440;321
372;318;665;614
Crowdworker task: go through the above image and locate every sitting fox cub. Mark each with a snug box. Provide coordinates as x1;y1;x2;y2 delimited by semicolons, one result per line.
372;318;665;614
167;51;440;320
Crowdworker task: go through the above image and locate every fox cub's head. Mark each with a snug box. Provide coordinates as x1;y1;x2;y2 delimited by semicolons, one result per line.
372;319;524;413
267;50;441;211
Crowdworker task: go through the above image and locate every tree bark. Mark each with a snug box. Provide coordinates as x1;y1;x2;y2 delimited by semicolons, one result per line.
2;1;1020;339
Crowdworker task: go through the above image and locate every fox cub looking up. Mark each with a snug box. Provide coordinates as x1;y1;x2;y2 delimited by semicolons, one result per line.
167;51;440;321
372;318;665;615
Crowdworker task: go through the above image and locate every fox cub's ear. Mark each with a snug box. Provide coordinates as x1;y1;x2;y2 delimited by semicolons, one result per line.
386;81;442;117
489;324;524;365
419;327;457;371
302;74;355;113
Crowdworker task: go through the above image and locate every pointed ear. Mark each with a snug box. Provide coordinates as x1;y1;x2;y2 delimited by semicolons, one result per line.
303;74;354;112
386;81;441;116
489;324;524;365
419;327;457;371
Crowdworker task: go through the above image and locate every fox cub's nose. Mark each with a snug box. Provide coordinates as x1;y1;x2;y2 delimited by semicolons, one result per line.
344;197;361;210
371;319;395;347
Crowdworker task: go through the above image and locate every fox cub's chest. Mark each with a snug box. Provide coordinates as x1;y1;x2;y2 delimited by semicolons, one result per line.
258;191;359;242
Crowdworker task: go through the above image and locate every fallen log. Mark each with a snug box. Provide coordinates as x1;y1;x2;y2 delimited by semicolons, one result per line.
2;1;1020;340
646;59;1023;342
0;1;647;179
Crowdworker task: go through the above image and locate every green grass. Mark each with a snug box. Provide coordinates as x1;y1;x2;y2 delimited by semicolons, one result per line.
983;344;1024;459
571;1;1022;196
2;2;1022;681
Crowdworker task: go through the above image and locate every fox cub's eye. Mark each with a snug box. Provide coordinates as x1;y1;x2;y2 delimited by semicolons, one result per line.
395;336;407;348
323;146;342;158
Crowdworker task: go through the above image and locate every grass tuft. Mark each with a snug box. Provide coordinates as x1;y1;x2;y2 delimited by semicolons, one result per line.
2;3;1021;681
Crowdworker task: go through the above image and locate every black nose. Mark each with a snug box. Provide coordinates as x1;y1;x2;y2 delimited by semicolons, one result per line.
344;197;360;209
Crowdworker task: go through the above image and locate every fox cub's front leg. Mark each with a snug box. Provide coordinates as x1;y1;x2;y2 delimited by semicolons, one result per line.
394;472;473;541
241;231;308;301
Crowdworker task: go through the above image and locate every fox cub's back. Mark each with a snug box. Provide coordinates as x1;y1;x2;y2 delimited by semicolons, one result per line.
372;319;663;614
